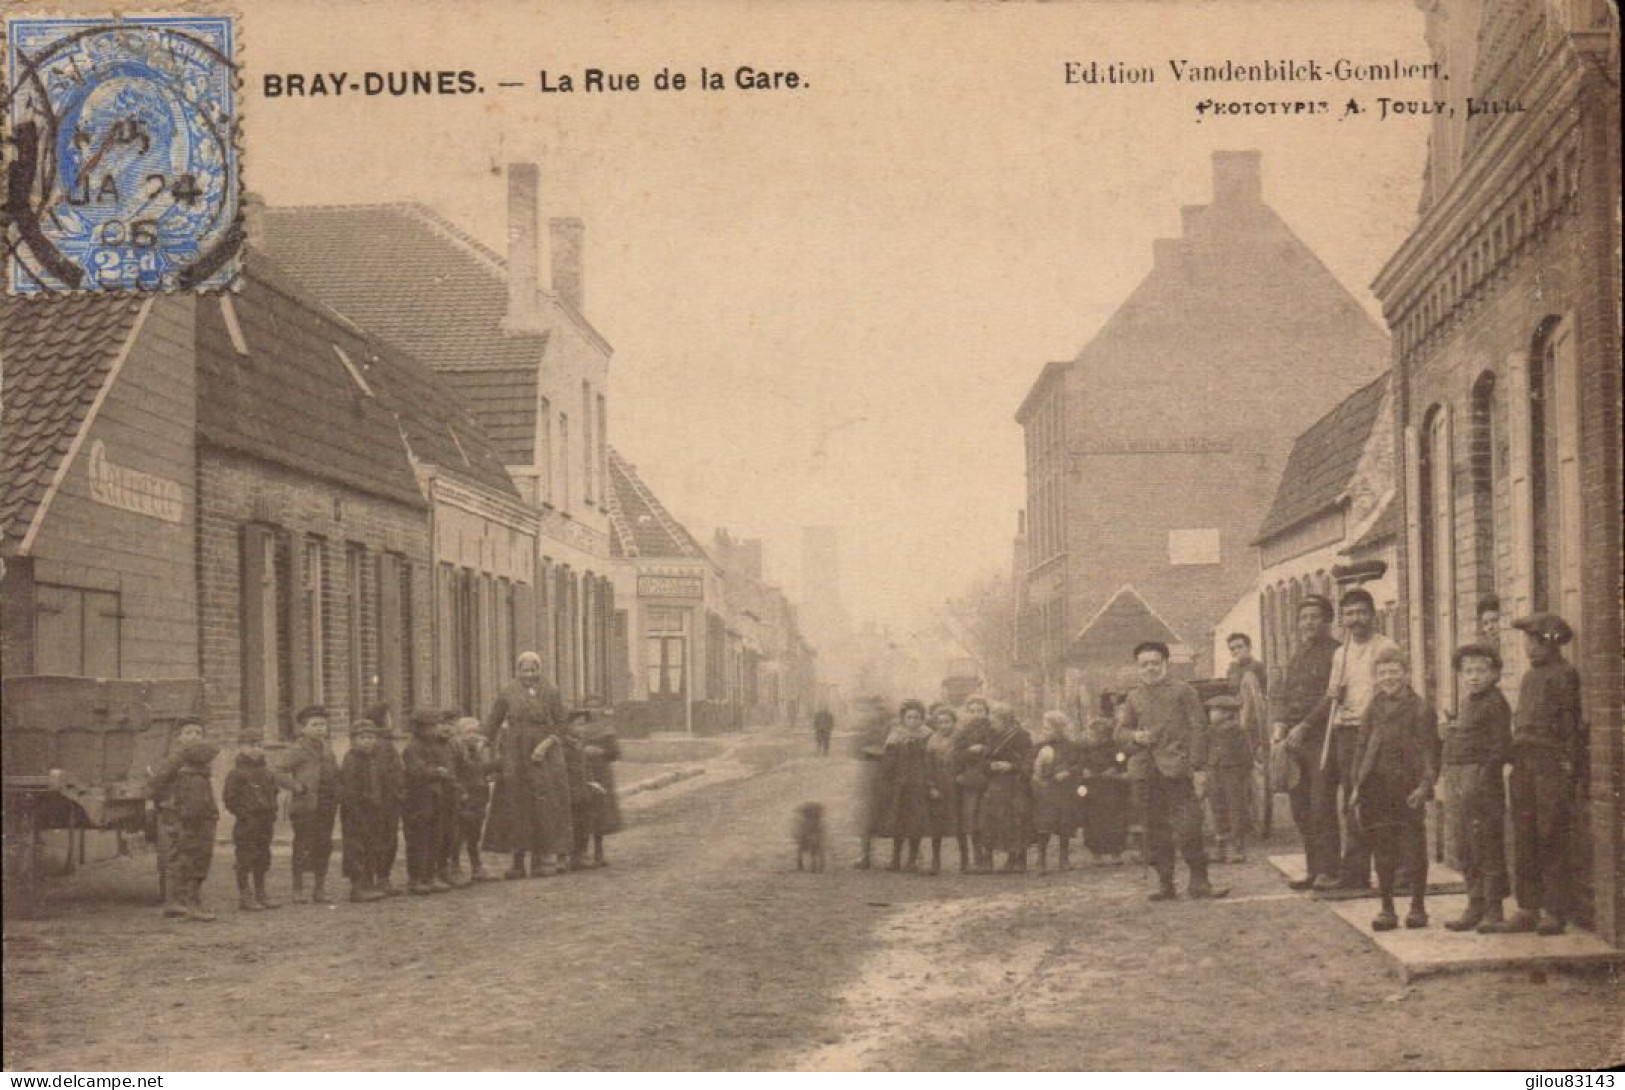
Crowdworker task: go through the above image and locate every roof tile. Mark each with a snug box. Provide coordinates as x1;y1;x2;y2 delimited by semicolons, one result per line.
1255;372;1390;543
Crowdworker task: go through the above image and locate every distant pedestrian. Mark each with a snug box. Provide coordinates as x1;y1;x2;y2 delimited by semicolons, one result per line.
222;731;286;911
1078;716;1130;862
1030;710;1083;874
877;700;933;872
978;705;1034;874
169;741;221;922
1273;596;1340;890
283;705;341;905
403;709;460;894
148;717;207;918
952;696;996;872
364;701;406;897
922;704;965;874
1348;647;1437;931
813;708;835;756
1482;612;1584;936
1476;594;1502;651
340;720;392;903
1204;693;1252;863
1441;644;1512;933
483;652;573;879
1117;641;1225;901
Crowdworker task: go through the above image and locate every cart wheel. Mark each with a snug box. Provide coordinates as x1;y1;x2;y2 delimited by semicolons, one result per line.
3;802;44;919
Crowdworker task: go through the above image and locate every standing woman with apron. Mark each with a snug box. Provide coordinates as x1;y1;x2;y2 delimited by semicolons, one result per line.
482;651;574;878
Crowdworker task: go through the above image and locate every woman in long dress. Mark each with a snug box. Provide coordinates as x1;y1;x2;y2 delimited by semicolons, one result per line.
923;704;965;874
482;651;573;878
877;700;933;871
977;704;1035;873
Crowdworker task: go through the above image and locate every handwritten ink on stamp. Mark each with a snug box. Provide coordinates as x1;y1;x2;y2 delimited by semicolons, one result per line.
4;14;239;293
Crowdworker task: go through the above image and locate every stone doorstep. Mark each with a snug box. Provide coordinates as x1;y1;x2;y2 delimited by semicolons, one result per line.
1327;893;1625;983
1267;852;1468;897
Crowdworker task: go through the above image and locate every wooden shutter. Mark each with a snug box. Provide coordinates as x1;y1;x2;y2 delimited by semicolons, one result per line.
286;536;309;716
377;552;403;718
1404;424;1426;683
1551;322;1583;640
1504;348;1534;684
241;525;272;737
1430;406;1457;713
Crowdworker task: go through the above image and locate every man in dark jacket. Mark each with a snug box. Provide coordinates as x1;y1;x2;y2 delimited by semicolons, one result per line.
1271;595;1340;890
1116;641;1226;901
340;720;391;902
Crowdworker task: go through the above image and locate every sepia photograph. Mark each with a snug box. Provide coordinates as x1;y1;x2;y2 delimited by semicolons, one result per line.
1;0;1621;1074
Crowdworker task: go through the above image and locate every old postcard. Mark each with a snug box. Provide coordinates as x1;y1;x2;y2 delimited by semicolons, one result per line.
2;0;1620;1075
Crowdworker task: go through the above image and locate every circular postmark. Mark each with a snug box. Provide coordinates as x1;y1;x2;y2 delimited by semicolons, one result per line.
3;15;239;292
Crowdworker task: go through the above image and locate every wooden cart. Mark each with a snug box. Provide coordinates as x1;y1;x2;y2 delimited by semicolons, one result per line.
2;676;205;917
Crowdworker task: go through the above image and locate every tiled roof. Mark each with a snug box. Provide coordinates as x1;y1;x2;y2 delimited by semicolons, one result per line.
605;447;707;560
260;203;548;462
1070;585;1184;662
197;251;427;509
1254;372;1389;544
0;294;147;552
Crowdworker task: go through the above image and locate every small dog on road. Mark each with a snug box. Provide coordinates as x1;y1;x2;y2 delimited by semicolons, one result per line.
794;802;826;873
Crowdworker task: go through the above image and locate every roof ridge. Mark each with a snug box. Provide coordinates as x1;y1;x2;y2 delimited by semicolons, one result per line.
266;201;509;272
606;445;702;560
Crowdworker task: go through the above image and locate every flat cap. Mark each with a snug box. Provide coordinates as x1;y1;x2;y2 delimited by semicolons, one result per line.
409;708;443;729
1451;643;1503;673
1204;693;1241;710
350;719;380;738
1511;611;1573;645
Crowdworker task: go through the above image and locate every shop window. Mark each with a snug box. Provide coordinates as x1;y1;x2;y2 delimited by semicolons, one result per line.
646;606;687;699
34;584;121;678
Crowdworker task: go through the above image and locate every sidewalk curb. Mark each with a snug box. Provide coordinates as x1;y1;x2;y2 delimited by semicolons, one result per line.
622;766;707;798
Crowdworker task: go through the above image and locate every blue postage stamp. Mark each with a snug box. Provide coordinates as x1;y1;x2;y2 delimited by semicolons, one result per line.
4;14;239;292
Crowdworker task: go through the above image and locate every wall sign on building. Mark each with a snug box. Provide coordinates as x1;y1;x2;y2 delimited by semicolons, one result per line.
638;574;703;599
88;441;186;524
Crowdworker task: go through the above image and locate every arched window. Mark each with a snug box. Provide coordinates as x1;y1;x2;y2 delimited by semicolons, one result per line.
1529;318;1583;633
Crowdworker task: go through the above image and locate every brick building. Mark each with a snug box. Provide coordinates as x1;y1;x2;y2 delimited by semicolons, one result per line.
261;164;615;710
1015;151;1391;707
1371;0;1621;941
604;448;732;735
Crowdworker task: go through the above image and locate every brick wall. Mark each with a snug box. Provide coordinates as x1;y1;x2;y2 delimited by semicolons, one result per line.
1389;63;1621;941
196;447;432;742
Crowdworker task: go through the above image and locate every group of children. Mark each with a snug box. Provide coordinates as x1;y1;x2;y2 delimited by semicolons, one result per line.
146;702;623;921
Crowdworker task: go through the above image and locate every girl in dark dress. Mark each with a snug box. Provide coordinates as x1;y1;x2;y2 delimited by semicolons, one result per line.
1078;716;1131;862
978;705;1035;873
923;704;964;874
1031;711;1084;874
878;700;933;871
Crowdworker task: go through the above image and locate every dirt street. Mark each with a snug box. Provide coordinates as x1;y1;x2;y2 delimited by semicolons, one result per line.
4;737;1621;1071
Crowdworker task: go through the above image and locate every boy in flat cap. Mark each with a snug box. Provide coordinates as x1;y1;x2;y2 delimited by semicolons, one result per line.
363;702;406;896
340;720;391;902
282;705;341;904
222;731;288;911
1116;641;1226;900
149;717;207;917
1205;693;1252;863
1441;644;1512;932
403;709;461;894
1482;612;1584;935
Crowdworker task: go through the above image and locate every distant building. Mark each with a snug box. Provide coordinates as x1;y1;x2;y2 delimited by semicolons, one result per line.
1245;372;1400;689
1015;150;1391;705
1372;0;1621;942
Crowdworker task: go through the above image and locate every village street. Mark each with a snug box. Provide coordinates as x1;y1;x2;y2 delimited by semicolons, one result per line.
4;731;1621;1072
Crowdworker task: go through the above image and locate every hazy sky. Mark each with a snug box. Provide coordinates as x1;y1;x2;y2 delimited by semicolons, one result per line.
243;0;1430;633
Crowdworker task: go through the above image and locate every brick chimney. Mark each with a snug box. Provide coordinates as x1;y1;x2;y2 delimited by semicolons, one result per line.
1212;150;1262;204
505;163;542;332
550;217;584;313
